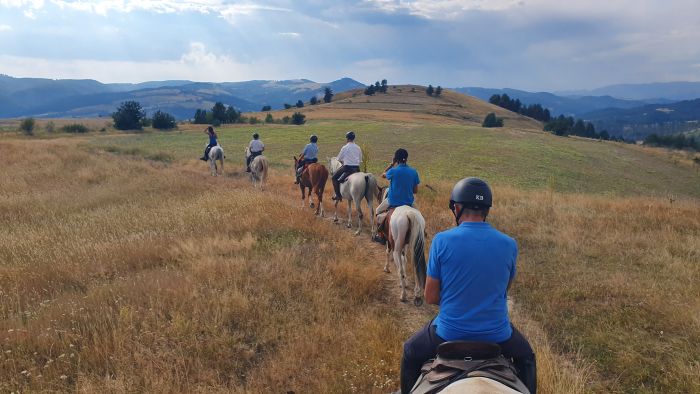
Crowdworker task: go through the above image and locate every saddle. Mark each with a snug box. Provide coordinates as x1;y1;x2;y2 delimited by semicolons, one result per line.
410;341;530;394
337;167;359;183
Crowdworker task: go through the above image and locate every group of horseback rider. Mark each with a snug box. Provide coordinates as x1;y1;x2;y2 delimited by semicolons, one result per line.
202;128;537;393
199;126;265;173
293;132;537;393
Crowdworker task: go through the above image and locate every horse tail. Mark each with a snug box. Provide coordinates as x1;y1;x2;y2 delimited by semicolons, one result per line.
407;209;427;290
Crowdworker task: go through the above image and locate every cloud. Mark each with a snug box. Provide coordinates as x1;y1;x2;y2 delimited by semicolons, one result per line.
278;32;300;38
0;24;12;31
363;0;524;19
0;42;294;83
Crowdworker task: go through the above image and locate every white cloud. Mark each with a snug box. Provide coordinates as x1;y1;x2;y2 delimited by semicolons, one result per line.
279;32;300;38
364;0;524;19
0;24;12;31
0;42;290;83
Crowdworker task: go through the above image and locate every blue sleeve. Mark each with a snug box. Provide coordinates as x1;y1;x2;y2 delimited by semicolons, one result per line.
427;236;442;280
414;169;421;185
386;167;395;180
509;239;518;281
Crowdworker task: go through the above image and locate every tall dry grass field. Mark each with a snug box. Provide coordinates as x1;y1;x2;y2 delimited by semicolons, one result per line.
1;136;697;393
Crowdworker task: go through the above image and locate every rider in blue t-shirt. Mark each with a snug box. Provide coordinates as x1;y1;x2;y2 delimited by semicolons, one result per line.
295;135;320;184
373;148;420;244
199;126;218;161
399;178;537;394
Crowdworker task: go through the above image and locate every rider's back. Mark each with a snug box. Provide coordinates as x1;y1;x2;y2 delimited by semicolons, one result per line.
428;222;517;343
386;164;419;206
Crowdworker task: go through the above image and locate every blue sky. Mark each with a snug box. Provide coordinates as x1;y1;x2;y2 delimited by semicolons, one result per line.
1;0;699;90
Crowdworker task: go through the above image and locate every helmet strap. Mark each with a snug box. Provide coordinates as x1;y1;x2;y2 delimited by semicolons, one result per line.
453;205;464;226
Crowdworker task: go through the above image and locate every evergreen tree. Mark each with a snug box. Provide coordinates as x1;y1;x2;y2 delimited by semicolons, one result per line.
151;110;176;130
112;101;146;130
296;100;304;108
426;85;434;96
193;109;208;124
291;112;306;125
265;113;274;123
323;87;334;103
435;86;443;96
284;103;292;109
261;105;272;111
364;85;376;95
310;96;318;105
211;102;227;123
225;106;240;123
380;79;388;93
482;113;503;128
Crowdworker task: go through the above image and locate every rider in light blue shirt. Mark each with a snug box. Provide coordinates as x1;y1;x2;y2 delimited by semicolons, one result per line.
400;178;536;394
296;135;319;183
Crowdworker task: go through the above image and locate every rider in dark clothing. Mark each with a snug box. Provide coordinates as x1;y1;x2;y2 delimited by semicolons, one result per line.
200;126;218;161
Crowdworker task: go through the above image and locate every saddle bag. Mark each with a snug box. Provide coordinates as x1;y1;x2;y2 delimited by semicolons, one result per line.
410;341;530;394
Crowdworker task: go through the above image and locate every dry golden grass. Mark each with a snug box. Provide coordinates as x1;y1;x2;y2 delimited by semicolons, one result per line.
2;135;697;393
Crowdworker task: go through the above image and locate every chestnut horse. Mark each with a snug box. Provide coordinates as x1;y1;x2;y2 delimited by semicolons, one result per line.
294;157;329;216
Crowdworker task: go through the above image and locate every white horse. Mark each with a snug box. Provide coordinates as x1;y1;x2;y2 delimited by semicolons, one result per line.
439;377;525;393
245;147;268;189
208;145;224;176
383;205;427;306
329;157;379;236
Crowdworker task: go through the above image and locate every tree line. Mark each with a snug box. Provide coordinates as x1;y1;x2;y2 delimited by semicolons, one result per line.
112;101;176;130
489;94;551;122
364;79;389;95
644;133;699;151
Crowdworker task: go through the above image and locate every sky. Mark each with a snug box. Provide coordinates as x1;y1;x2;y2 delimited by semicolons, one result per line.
1;0;699;91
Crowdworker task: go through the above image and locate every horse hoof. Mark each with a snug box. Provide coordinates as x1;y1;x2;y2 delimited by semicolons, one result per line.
414;297;424;307
354;230;361;236
333;218;339;223
310;203;315;208
400;297;408;303
383;268;390;273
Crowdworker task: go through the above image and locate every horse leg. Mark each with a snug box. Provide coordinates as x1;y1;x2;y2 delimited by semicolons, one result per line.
346;200;352;229
393;247;407;302
384;244;392;273
354;199;363;235
333;200;339;223
299;185;306;208
219;158;224;176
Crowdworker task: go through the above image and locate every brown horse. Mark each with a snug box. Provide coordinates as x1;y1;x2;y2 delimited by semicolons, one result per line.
294;157;329;216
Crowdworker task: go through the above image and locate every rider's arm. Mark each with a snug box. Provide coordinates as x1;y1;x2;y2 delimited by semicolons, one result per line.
425;276;440;305
413;185;418;193
382;161;395;178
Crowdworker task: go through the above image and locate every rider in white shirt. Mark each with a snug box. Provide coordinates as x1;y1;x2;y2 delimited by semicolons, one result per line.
332;131;362;201
246;132;265;172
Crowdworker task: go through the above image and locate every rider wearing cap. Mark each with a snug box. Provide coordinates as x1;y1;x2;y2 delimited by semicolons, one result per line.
295;135;319;184
332;131;362;201
246;132;265;172
400;178;537;394
372;148;420;245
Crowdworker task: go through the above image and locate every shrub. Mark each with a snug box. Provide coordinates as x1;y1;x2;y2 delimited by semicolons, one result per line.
296;100;304;108
19;118;35;135
62;123;89;133
249;117;259;125
282;116;291;124
45;121;55;133
152;110;176;130
112;101;146;130
291;112;306;125
265;113;274;123
426;85;434;96
284;103;292;109
310;96;318;105
261;105;272;112
482;113;503;128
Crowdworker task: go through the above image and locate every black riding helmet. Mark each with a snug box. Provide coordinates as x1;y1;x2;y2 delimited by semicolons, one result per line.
393;148;408;163
449;177;492;224
253;133;259;139
310;135;318;143
345;131;355;141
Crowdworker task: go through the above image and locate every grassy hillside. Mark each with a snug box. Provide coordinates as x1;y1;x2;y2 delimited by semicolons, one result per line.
253;85;543;129
2;99;699;392
84;121;700;199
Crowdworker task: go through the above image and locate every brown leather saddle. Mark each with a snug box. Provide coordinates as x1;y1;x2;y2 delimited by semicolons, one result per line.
410;341;530;394
379;207;396;241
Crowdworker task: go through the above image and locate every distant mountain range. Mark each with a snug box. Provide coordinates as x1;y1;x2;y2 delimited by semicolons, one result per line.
0;75;364;119
557;81;700;101
455;87;673;117
581;99;700;140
